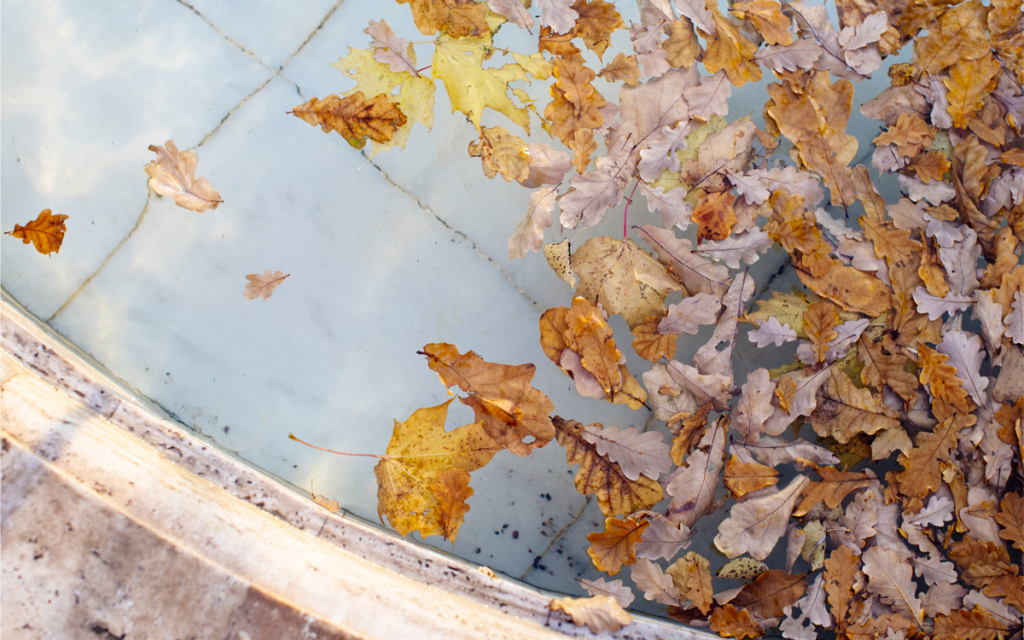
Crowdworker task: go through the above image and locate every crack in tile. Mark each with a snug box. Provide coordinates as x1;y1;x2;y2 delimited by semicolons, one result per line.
277;0;347;72
46;195;151;323
519;496;591;581
360;150;541;311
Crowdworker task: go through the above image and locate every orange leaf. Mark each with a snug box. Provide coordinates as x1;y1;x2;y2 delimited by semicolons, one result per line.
732;0;793;45
895;411;974;499
803;301;839;363
908;151;951;183
723;455;779;498
396;0;488;37
587;517;649;575
917;345;973;414
571;0;624;60
824;545;863;630
793;463;872;517
544;54;606;146
857;335;920;402
912;0;990;74
796;262;892;318
931;607;1009;640
731;569;807;619
432;468;473;541
291;92;408;149
5;209;68;255
702;4;762;87
692;191;739;242
995;492;1024;552
709;604;763;639
631;314;677;362
468;126;530;182
597;52;641;86
943;55;1002;128
872;112;935;158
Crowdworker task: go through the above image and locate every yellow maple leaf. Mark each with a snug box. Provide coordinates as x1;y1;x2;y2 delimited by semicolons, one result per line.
5;209;69;255
431;35;531;133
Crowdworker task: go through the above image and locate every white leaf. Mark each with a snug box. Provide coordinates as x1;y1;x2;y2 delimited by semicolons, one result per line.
582;424;672;481
973;290;1006;359
748;316;799;348
639;225;731;299
912;287;973;320
900;174;955;205
913;74;953;129
694;273;754;378
862;546;924;622
728;170;772;205
826;318;870;362
683;71;732;122
886;198;928;231
550;595;632;633
695;227;773;269
559;138;634;228
488;0;535;30
666;423;727;527
1005;291;1024;345
509;186;557;259
673;0;715;34
631;558;682;606
630;23;671;77
762;367;831;436
838;12;888;50
643;362;699;421
755;38;823;72
666;361;733;407
638;123;689;182
815;207;862;240
243;270;289;300
521;143;571;188
636;515;694;561
733;436;838;468
938;228;981;297
734;368;776;444
743;166;824;205
937;330;989;405
780;574;831;640
714;476;810;560
837;489;878;554
639;182;692;231
536;0;578;34
660;292;722;335
579;578;635;608
925;216;963;248
365;20;418;75
842;45;882;76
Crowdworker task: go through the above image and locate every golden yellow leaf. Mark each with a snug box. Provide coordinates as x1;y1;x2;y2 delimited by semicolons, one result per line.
913;0;991;74
793;463;872;517
702;3;762;87
572;0;624;59
824;545;862;631
572;236;681;329
468;126;530;182
995;492;1024;552
723;455;779;498
917;345;973;415
373;400;500;539
663;19;700;68
598;52;641;86
569;128;598;174
804;301;839;363
672;551;714;615
587;517;648;575
5;209;68;255
432;467;473;541
796;262;892;318
732;0;793;45
397;0;489;37
291;92;408;149
908;151;951;183
944;55;1002;129
544;54;607;145
553;416;664;516
709;604;763;639
668;404;711;465
144;140;223;212
420;342;556;456
564;297;624;394
692;191;739;242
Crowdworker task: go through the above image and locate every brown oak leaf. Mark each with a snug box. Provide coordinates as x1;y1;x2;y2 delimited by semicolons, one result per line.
397;0;489;37
587;517;648;576
432;467;473;541
545;54;606;146
709;604;764;639
732;569;808;619
5;210;69;255
692;191;739;243
723;455;779;498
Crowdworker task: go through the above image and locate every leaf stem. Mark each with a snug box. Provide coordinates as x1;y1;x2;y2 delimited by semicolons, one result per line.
289;433;384;459
623;179;640;241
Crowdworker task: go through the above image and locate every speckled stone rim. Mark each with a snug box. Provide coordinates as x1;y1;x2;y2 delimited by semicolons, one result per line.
1;291;713;640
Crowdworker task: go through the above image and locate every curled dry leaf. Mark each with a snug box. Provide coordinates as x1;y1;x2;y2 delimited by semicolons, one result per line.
243;270;290;300
709;604;763;639
549;595;632;633
5;210;68;255
144;140;223;212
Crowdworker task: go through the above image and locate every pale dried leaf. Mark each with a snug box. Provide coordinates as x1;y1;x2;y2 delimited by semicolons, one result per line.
550;595;632;633
936;330;989;406
694;227;773;269
639;182;693;231
913;287;973;320
748;317;799;348
636;515;694;561
537;0;578;34
862;546;924;622
145;140;222;212
579;578;635;608
582;424;672;481
632;557;683;605
659;293;721;335
488;0;535;30
714;475;810;560
243;270;290;300
509;187;557;259
1005;291;1024;345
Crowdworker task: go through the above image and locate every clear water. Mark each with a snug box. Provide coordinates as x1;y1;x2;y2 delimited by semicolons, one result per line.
1;0;908;620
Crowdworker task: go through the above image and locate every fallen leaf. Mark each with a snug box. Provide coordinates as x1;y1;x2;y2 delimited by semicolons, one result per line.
549;595;632;632
722;455;779;498
809;366;901;444
432;467;473;540
432;35;530;132
718;557;769;580
144;140;222;212
715;475;810;560
488;0;534;31
544;53;607;146
291;92;408;149
692;191;739;243
365;19;419;75
587;517;649;575
994;492;1024;551
931;608;1009;640
792;463;872;517
732;569;808;618
709;604;764;639
5;210;68;255
862;546;924;621
598;52;642;86
468;126;530;182
243;270;290;300
398;0;489;37
823;545;863;629
702;3;762;87
579;577;634;607
582;424;671;481
509;187;557;259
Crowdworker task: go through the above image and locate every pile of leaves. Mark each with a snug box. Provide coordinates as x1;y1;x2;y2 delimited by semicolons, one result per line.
290;0;1024;638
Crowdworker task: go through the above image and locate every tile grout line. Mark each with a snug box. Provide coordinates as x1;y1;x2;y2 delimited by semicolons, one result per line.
360;150;541;311
45;1;347;319
519;496;591;581
46;195;151;323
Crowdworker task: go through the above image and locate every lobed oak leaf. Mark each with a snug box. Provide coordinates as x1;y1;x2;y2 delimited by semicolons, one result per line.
633;557;684;605
733;369;777;445
693;226;773;270
913;287;974;320
669;403;712;464
678;551;714;615
723;455;779;498
792;463;872;517
571;236;680;329
747;317;798;348
536;0;578;34
803;301;839;364
762;366;831;436
420;343;555;456
732;0;793;45
754;38;823;73
917;344;973;413
398;0;488;37
937;330;989;406
468;126;530;182
709;604;764;639
636;514;694;561
571;0;624;60
931;607;1009;640
291;92;408;150
679;119;758;195
824;545;863;628
144;140;222;212
243;270;290;301
715;475;810;560
702;3;762;87
432;467;473;541
639;225;731;299
567;129;598;175
598;51;642;86
912;0;990;74
553;416;663;516
629;22;670;77
844;613;916;640
365;20;418;76
692;191;739;243
895;411;974;499
587;517;649;576
944;56;1002;129
796;262;892;318
631;314;676;361
582;424;671;481
660;292;721;336
330;48;435;156
639;182;693;231
732;569;808;619
994;492;1024;552
780;573;830;640
579;577;634;608
559;140;632;228
432;35;530;133
611;66;696;156
5;210;69;255
862;546;924;621
663;19;701;69
809;366;900;444
666;416;728;527
509;187;557;260
1005;291;1024;345
734;436;838;469
908;151;952;184
374;400;501;539
487;0;534;30
643;362;699;421
549;595;632;633
638;122;689;181
683;71;733;123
